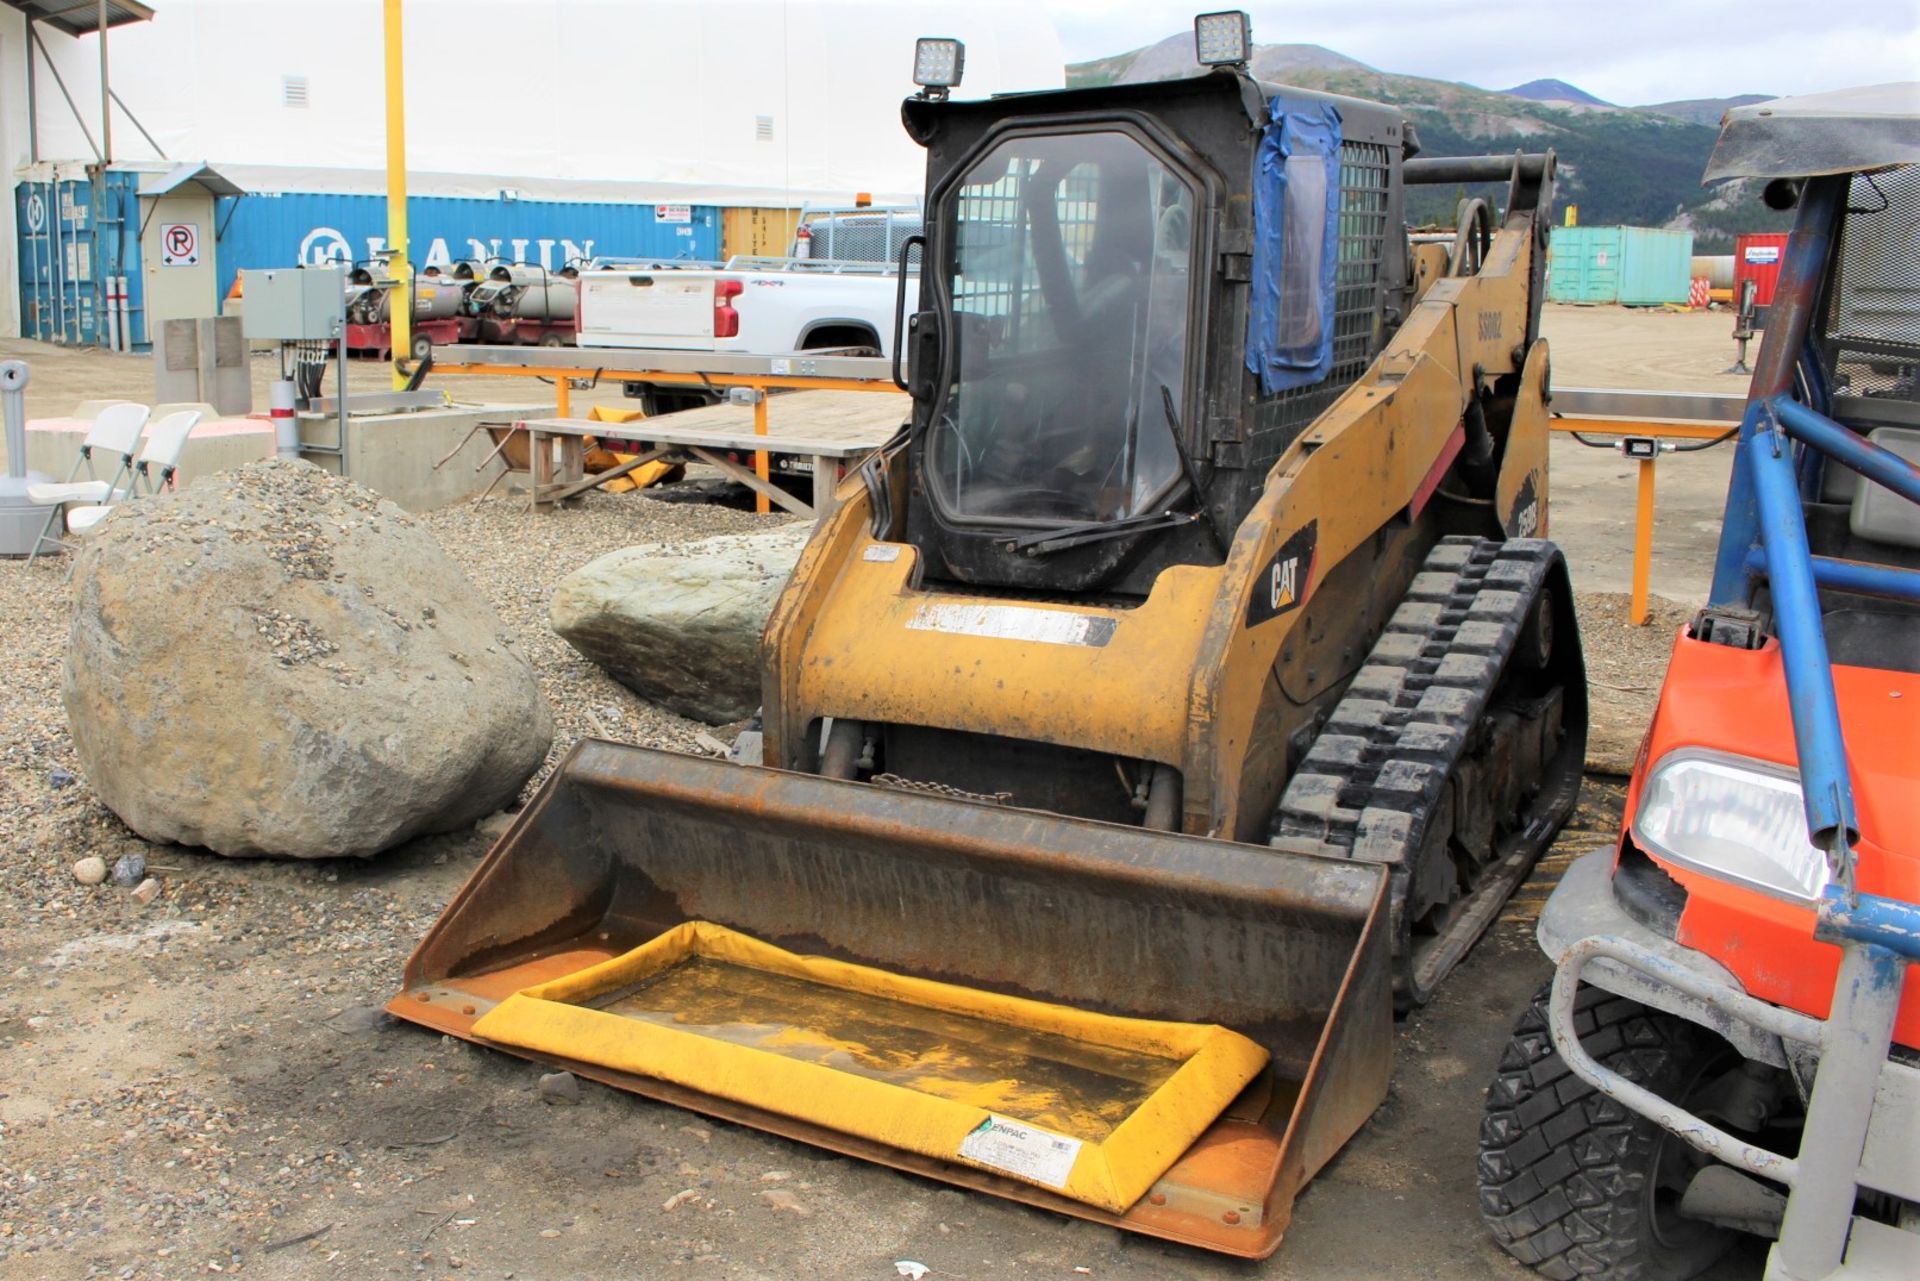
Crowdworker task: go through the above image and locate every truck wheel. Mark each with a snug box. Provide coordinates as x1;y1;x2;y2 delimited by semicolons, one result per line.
1478;982;1738;1281
411;332;433;361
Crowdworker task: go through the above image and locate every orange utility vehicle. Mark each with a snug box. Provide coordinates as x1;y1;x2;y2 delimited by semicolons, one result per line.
1479;85;1920;1281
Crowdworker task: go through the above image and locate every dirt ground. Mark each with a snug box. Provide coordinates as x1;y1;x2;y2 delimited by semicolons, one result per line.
0;305;1765;1280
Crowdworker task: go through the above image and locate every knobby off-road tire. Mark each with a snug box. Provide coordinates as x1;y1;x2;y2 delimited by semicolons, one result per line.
1479;981;1739;1281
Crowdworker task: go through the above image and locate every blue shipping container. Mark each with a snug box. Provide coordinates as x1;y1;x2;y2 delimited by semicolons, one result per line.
213;192;721;285
16;170;147;347
1548;225;1694;306
17;178;715;349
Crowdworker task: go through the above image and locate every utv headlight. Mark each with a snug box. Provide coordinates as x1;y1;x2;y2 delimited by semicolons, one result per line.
1632;749;1830;902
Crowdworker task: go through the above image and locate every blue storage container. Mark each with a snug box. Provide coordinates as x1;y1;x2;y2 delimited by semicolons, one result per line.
1548;225;1694;306
214;192;721;284
17;177;720;349
16;170;146;347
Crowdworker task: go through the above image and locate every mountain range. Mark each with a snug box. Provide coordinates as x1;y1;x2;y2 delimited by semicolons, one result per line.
1066;36;1787;249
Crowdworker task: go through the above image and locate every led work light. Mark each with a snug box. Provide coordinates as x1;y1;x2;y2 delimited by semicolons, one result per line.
1194;10;1252;68
913;38;966;96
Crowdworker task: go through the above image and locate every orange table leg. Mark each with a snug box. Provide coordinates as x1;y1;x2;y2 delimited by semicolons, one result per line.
754;390;770;516
1631;457;1656;625
555;376;572;420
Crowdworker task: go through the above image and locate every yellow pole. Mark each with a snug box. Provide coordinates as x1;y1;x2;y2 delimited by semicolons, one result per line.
384;0;411;389
1631;457;1656;625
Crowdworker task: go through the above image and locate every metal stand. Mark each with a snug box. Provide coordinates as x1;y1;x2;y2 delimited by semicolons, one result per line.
0;361;56;556
1725;279;1759;375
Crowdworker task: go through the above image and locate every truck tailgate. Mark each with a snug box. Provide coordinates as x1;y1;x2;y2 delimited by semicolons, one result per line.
579;271;714;348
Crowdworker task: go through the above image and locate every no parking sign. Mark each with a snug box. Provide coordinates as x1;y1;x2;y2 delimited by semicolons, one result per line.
159;222;200;267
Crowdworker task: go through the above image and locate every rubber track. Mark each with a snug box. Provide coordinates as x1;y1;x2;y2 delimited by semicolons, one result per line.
1271;535;1557;863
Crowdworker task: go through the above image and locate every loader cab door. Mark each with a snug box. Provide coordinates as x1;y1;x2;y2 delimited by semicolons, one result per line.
908;125;1210;591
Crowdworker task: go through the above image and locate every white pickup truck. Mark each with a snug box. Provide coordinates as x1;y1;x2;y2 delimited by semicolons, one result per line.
577;208;919;412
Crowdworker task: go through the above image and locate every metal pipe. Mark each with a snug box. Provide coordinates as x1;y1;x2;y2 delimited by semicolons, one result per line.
98;0;110;162
1818;886;1920;962
1708;174;1850;607
2;361;30;480
384;0;411;391
1769;941;1903;1279
1746;403;1857;848
108;87;165;159
25;18;38;162
1744;548;1920;603
1770;395;1920;508
1403;153;1550;185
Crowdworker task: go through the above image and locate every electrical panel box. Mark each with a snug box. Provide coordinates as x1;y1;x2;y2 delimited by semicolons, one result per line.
240;267;345;341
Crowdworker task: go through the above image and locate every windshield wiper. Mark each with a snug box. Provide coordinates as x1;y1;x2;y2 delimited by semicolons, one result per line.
1005;508;1200;556
1004;385;1225;558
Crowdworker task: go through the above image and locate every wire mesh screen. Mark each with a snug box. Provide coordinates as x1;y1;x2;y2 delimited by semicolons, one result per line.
1249;140;1392;460
805;211;924;264
949;160;1104;345
1824;167;1920;402
952;167;1031;329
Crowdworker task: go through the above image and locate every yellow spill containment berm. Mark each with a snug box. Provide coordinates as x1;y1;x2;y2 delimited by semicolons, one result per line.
472;920;1269;1213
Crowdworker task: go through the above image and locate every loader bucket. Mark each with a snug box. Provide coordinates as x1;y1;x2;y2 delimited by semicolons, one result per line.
391;742;1392;1258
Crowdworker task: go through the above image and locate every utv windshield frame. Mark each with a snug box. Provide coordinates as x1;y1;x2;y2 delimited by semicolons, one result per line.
918;114;1218;534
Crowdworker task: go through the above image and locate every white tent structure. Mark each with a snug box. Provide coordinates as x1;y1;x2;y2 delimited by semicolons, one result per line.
1;0;1065;335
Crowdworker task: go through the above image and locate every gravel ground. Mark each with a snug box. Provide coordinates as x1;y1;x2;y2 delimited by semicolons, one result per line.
0;489;823;1281
1572;592;1695;775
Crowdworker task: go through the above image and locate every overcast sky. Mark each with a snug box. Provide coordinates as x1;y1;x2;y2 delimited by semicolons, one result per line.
1041;1;1920;105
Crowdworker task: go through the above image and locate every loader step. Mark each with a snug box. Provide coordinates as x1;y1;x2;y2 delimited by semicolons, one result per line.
469;921;1270;1214
1271;537;1587;1009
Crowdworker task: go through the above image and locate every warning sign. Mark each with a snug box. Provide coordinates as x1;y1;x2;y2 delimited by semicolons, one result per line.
160;222;201;267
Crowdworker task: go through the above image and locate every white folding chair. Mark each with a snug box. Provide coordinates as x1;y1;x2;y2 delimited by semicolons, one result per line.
26;402;149;564
65;410;202;536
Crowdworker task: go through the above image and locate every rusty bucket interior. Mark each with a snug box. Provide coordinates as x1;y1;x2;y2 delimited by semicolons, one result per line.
390;741;1392;1258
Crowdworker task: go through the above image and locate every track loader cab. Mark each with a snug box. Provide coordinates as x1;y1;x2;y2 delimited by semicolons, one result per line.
896;73;1414;595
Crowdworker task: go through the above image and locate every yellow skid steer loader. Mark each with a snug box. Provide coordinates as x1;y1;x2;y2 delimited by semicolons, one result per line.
393;16;1586;1259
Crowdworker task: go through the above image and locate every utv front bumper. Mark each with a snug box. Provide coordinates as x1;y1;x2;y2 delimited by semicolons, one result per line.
1538;850;1920;1280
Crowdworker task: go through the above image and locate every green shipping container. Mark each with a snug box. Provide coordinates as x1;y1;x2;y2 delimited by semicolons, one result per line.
1548;225;1695;306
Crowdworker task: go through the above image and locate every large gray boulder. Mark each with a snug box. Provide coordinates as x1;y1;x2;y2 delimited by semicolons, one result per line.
63;459;553;858
550;523;812;724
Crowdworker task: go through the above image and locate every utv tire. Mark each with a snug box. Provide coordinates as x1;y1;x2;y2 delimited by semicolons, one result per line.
1478;982;1738;1280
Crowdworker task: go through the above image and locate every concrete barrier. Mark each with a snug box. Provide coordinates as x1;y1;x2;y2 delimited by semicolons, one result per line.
21;400;556;512
295;401;556;512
